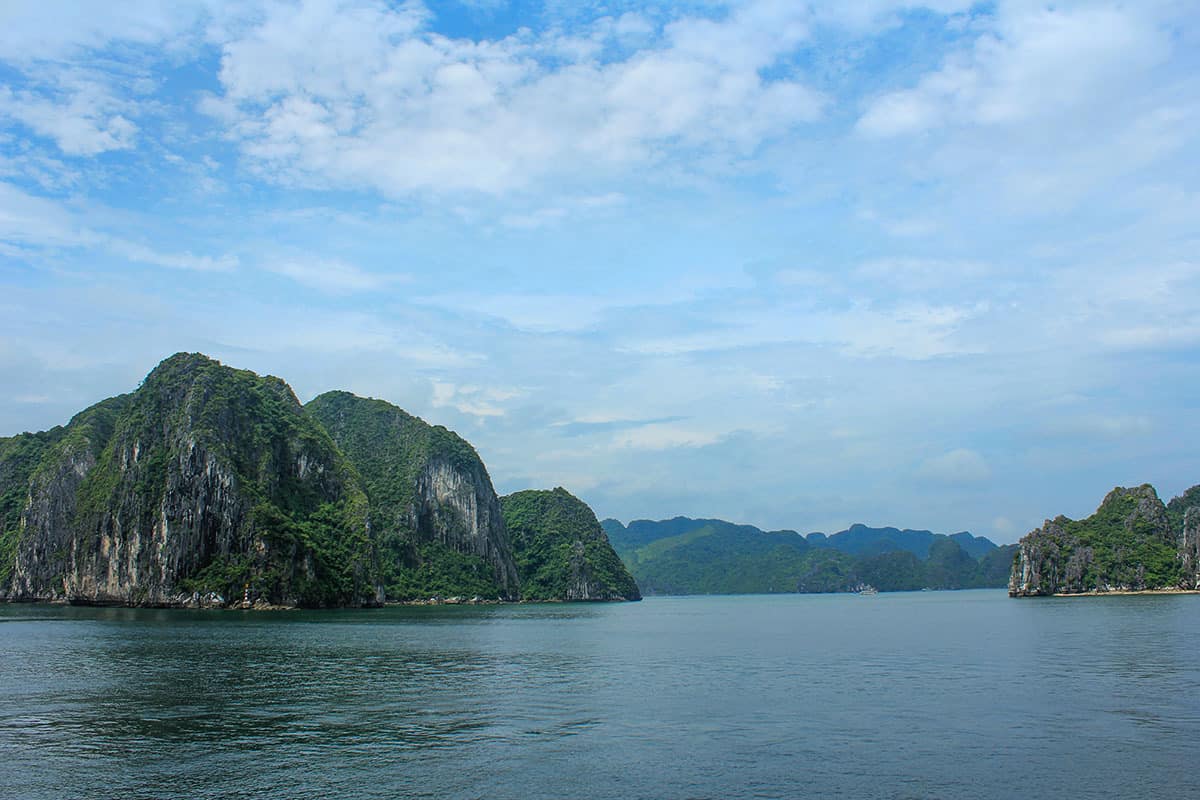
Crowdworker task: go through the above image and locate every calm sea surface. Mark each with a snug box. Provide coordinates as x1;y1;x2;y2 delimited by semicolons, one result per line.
2;590;1197;799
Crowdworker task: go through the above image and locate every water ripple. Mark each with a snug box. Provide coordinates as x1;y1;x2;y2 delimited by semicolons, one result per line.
2;592;1199;799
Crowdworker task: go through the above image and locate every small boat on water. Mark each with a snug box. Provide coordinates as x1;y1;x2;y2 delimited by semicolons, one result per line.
857;585;878;596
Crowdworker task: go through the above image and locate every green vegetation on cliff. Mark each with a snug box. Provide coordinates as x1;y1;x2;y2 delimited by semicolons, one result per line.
1065;487;1177;588
502;488;640;601
612;519;844;594
305;391;481;525
1010;483;1197;596
0;429;63;582
305;390;516;601
2;354;376;607
1167;485;1200;535
3;354;650;607
2;395;132;585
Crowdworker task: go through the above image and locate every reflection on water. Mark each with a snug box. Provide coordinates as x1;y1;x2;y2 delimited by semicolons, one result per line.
2;592;1199;799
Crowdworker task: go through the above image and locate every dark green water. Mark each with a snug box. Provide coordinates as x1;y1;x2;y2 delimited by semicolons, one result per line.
2;590;1197;799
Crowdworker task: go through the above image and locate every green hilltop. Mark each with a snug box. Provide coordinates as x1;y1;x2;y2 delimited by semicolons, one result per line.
1010;483;1200;595
502;488;640;601
0;353;637;608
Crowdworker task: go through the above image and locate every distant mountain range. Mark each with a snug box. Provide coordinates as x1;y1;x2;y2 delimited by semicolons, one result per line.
602;517;1016;595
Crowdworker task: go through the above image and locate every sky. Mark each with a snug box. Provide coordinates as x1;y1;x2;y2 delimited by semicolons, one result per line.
1;0;1198;543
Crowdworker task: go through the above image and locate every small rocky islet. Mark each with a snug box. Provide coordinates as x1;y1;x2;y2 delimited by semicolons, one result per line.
0;353;639;608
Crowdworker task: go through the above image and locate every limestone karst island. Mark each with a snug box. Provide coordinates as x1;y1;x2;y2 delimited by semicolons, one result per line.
0;353;639;608
1009;483;1200;596
3;353;1197;607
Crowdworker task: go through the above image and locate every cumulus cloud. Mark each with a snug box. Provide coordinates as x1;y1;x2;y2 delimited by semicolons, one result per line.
202;0;824;196
1;0;1198;541
853;2;1198;216
857;4;1171;137
0;82;137;156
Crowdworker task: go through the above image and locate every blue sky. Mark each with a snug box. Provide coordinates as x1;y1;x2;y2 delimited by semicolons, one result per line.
1;0;1198;542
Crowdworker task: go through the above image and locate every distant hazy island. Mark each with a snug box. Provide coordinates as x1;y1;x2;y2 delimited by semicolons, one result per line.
603;517;1016;595
0;353;639;608
1009;483;1200;596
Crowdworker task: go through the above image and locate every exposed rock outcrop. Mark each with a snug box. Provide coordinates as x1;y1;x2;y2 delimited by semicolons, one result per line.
1181;507;1200;590
2;354;377;607
2;354;645;607
1010;484;1196;596
501;487;640;601
413;457;516;589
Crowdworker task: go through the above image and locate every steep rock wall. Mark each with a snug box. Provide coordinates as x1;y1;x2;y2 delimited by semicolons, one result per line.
4;354;378;607
413;456;518;592
1010;484;1186;596
1181;507;1200;590
305;391;519;599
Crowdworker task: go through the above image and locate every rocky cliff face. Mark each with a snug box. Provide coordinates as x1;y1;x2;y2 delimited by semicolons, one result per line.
3;354;648;607
414;456;514;581
1181;507;1200;590
501;487;640;601
8;397;126;602
1009;518;1084;596
305;391;519;599
2;354;377;607
1010;484;1197;596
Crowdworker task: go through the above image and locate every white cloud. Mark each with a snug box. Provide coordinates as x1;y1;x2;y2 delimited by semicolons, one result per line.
855;258;992;294
613;422;725;451
430;379;523;418
1;0;1198;542
264;258;402;293
0;181;237;272
850;2;1200;216
498;192;626;228
917;448;992;484
0;181;89;248
0;82;137;155
204;0;824;196
857;5;1171;137
1042;415;1155;440
0;0;210;62
992;516;1016;536
420;291;611;333
107;240;237;272
500;207;568;230
621;300;982;360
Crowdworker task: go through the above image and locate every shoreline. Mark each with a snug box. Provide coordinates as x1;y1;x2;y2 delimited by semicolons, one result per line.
1051;587;1200;597
0;595;639;610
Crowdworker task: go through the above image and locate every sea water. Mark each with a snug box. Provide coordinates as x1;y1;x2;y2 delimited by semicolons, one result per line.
2;590;1197;799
